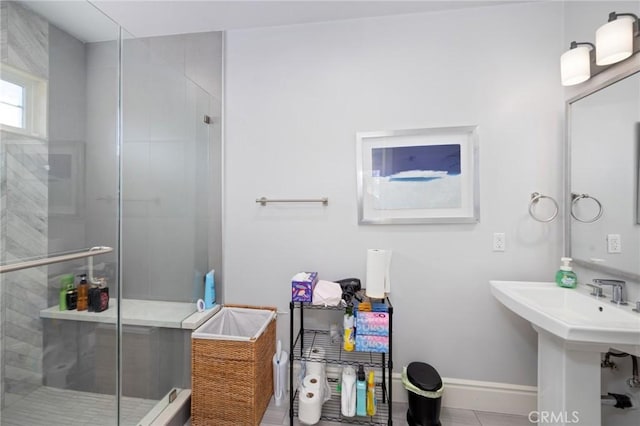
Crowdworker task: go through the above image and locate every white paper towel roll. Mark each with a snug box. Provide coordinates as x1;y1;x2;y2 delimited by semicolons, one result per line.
298;389;322;425
365;249;392;298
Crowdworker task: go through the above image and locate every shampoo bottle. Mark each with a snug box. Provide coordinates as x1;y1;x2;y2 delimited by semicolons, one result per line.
204;270;215;309
356;365;366;416
77;274;89;311
59;274;74;311
555;257;577;288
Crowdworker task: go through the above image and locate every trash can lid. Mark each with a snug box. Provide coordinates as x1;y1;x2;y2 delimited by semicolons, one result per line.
407;362;442;392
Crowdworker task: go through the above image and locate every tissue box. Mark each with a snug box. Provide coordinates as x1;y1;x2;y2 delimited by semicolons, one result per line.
291;272;318;302
355;334;389;353
355;312;389;336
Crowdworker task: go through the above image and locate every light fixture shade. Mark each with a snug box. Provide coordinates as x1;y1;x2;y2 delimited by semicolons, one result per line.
561;45;591;86
596;16;634;65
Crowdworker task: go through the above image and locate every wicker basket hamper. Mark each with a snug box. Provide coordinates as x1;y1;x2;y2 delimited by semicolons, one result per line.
191;304;276;426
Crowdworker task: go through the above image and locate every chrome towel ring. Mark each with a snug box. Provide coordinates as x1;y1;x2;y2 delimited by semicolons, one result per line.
529;192;559;223
571;193;603;223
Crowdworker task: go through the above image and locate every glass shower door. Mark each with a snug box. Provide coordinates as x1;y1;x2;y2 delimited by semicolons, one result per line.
119;33;214;424
0;1;123;424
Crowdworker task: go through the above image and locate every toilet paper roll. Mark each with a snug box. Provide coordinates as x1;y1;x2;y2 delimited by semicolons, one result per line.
365;249;392;298
302;375;323;392
298;389;322;425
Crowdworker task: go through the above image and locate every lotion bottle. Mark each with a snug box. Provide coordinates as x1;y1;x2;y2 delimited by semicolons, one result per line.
555;257;577;288
356;364;366;416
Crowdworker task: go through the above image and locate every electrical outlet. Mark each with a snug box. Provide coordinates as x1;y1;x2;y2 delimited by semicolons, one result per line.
493;233;506;252
607;234;622;253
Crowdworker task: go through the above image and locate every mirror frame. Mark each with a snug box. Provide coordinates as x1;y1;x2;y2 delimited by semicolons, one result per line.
564;54;640;282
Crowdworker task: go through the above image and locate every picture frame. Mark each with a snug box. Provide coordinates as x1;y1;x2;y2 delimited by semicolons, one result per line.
356;126;479;224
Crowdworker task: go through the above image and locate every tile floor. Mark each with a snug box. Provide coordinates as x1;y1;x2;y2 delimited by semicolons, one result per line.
259;398;533;426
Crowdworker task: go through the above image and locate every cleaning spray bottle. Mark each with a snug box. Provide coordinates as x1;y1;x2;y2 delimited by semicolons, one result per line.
343;305;355;352
555;257;577;288
356;364;366;416
366;370;377;416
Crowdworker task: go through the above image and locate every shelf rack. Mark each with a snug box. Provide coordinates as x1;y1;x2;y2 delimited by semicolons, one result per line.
289;298;393;425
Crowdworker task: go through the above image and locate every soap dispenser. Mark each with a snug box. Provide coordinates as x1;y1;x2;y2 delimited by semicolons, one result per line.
556;257;577;288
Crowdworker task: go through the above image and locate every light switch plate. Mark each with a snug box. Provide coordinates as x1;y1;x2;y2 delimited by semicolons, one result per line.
607;234;621;253
493;233;506;252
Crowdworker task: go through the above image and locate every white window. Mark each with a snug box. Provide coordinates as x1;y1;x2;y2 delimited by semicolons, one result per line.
0;64;47;138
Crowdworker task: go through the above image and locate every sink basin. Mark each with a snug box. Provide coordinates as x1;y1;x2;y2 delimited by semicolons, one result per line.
491;280;640;425
490;281;640;347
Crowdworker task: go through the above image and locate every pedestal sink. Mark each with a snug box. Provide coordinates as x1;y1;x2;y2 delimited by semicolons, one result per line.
490;281;640;426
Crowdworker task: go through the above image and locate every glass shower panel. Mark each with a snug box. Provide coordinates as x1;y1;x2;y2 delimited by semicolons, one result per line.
120;33;212;423
1;1;124;425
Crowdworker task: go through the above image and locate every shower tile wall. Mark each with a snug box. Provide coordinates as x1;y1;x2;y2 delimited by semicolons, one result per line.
0;1;49;408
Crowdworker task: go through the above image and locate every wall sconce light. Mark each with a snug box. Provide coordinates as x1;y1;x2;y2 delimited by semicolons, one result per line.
562;11;639;86
560;41;594;86
596;12;639;66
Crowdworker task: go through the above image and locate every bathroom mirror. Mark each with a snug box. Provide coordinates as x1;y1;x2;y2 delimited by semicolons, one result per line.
567;65;640;281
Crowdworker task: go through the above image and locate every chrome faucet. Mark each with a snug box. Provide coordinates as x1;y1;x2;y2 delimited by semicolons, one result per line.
593;279;627;305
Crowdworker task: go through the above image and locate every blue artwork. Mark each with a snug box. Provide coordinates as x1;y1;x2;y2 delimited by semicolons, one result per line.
371;144;462;210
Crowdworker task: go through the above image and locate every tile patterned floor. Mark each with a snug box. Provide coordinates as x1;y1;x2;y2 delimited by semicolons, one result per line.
258;398;532;426
1;386;157;426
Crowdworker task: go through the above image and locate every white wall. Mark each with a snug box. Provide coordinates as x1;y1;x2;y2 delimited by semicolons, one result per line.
224;1;564;387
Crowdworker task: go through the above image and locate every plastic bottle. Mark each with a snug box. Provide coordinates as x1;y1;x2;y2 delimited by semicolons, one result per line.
555;257;578;288
341;366;356;417
366;370;377;416
204;270;215;309
343;305;355;352
77;274;89;311
59;274;74;311
356;365;366;416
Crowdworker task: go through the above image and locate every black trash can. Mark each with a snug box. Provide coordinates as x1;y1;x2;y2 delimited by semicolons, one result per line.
403;362;443;426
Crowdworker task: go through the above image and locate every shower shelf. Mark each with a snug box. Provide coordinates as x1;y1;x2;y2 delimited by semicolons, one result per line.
40;300;220;329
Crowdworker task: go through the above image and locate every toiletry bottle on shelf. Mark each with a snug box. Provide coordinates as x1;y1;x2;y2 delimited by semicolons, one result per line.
341;366;356;417
77;274;89;311
66;287;78;310
343;305;355;352
59;274;74;311
555;257;577;288
366;370;376;416
356;364;366;416
204;270;215;309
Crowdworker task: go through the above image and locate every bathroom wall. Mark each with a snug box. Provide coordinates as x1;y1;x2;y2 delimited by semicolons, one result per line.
224;0;564;390
0;1;49;407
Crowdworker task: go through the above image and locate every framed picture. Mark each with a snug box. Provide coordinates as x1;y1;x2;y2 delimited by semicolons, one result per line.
356;126;479;224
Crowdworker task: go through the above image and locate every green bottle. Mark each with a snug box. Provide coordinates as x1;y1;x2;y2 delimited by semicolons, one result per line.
555;257;577;288
59;274;75;310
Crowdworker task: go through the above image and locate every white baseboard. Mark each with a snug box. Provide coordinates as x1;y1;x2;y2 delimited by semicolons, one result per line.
391;373;537;416
306;364;537;417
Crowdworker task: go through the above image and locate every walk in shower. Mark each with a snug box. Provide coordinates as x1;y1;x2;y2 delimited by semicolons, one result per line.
0;1;222;424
